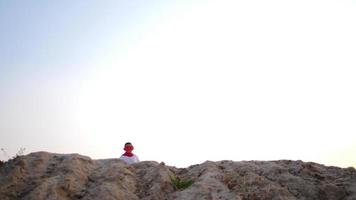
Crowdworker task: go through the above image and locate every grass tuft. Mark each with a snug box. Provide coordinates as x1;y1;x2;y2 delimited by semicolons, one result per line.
170;175;194;190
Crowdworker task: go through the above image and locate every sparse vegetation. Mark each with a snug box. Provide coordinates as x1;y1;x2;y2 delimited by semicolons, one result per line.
1;147;26;161
170;175;194;190
14;147;26;158
0;147;29;173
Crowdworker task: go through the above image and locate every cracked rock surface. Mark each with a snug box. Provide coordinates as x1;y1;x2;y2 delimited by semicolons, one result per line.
1;152;355;200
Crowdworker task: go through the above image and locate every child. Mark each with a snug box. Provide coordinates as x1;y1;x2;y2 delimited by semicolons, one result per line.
119;142;140;164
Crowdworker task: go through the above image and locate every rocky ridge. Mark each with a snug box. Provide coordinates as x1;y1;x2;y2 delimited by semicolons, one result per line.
0;152;355;200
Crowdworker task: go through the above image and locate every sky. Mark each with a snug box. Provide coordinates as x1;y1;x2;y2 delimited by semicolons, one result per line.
0;0;355;168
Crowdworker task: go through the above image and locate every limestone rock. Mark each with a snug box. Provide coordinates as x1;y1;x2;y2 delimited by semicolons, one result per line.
1;152;355;200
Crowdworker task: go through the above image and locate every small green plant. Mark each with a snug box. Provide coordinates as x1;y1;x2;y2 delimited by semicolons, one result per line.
170;175;194;190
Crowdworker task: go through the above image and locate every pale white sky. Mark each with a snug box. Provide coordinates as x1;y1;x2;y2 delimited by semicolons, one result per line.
1;0;355;168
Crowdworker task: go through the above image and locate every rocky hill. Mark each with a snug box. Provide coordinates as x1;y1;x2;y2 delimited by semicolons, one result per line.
0;152;355;200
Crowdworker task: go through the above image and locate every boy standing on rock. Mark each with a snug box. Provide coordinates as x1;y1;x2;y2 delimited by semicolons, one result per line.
119;142;140;164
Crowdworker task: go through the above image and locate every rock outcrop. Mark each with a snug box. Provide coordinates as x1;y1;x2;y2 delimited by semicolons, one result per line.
0;152;355;200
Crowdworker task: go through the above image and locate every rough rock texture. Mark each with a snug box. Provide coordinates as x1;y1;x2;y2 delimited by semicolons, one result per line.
1;152;355;200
